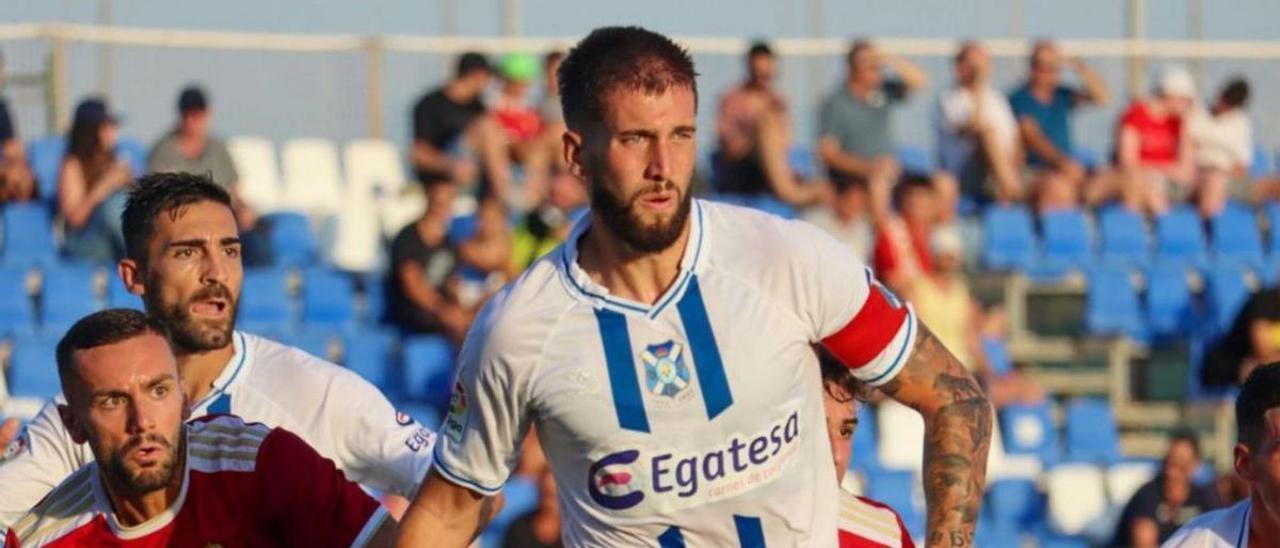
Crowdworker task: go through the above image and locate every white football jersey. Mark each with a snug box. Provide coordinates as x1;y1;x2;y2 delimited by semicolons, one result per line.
0;331;436;528
435;200;916;547
1162;499;1252;548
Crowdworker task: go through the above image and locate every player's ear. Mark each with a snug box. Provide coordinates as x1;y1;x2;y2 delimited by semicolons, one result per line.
1233;442;1253;482
118;258;146;297
563;129;586;180
57;403;88;445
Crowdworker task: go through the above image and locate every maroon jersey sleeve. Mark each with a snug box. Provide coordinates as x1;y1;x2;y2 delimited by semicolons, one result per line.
255;428;384;546
5;528;18;548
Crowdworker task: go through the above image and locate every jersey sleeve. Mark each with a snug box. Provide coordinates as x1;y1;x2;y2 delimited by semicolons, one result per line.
0;400;91;529
790;220;917;386
255;428;387;547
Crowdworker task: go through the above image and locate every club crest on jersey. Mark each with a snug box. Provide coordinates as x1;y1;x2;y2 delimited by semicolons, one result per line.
641;341;692;402
442;381;468;444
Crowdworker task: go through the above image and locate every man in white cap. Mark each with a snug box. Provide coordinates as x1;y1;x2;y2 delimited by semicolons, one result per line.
1110;65;1198;216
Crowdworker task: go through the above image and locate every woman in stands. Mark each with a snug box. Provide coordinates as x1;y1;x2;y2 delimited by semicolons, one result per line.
58;97;132;262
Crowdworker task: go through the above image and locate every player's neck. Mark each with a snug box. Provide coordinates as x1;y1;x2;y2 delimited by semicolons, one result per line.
105;440;186;527
578;216;690;306
176;342;236;404
1250;492;1280;545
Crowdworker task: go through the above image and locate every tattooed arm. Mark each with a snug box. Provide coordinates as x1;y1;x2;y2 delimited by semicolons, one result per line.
879;321;993;548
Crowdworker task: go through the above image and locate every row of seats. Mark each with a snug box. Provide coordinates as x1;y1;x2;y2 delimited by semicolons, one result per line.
1084;261;1253;342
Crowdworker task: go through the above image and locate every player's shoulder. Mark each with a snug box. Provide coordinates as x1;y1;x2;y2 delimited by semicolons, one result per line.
8;465;101;546
238;331;371;392
187;414;274;473
699;199;861;277
463;249;576;361
1161;500;1249;548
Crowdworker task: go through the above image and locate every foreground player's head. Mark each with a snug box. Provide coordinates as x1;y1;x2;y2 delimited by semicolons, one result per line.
559;26;699;254
820;350;867;484
57;309;186;498
120;172;241;354
1235;363;1280;514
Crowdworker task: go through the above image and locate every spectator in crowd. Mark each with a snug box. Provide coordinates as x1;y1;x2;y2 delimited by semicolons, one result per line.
387;179;471;343
872;174;940;295
1008;40;1109;212
512;170;587;272
715;41;827;208
819;39;930;223
0;49;35;203
452;196;516;312
1110;65;1197;216
493;53;543;146
146;85;255;229
411;52;513;202
1202;285;1280;388
502;467;562;548
1186;77;1252;218
59;97;132;263
935;41;1024;205
1111;431;1219;547
519;51;569;207
803;177;873;262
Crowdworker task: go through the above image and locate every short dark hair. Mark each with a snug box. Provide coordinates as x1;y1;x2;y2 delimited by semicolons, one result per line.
955;40;982;66
456;52;491;78
177;85;208;114
558;26;698;131
1220;77;1250;109
122;172;233;264
892;173;935;209
847;39;873;66
1238;362;1280;449
1167;428;1201;459
56;309;170;402
819;348;869;404
748;41;773;59
1029;39;1056;68
544;50;564;67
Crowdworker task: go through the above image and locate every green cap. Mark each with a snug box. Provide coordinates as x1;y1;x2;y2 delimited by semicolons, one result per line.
500;52;540;82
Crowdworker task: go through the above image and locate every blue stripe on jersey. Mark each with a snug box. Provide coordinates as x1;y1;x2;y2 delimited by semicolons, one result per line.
208;393;231;414
658;526;687;548
676;276;733;420
733;515;766;547
594;308;651;433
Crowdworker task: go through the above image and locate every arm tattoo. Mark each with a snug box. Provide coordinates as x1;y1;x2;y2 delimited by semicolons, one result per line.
880;325;993;548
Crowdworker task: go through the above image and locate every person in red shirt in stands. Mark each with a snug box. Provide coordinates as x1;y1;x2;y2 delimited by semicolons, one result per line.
4;309;396;547
1113;65;1197;216
873;174;940;295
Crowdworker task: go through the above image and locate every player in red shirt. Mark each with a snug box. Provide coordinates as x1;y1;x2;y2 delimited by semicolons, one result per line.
822;353;917;548
4;309;396;547
1113;65;1197;216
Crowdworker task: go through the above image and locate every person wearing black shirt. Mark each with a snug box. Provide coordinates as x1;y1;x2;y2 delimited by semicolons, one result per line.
387;179;471;343
1110;431;1222;547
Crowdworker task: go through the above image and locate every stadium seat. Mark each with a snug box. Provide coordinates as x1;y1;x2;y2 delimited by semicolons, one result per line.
40;265;101;333
981;337;1012;376
1084;266;1144;340
1251;143;1273;180
1144;264;1194;337
1204;264;1250;336
1045;463;1109;538
301;268;356;330
0;267;34;333
261;212;319;267
877;400;924;471
26;136;66;204
1154;205;1209;269
1039;209;1093;271
787;146;817;181
237;268;293;332
227;136;283;213
1000;403;1061;467
281;138;344;216
986;479;1043;531
851;403;879;473
106;274;144;310
342;329;397;392
1064;398;1121;464
982;205;1036;271
358;272;387;326
3;204;58;269
897;144;933;175
8;331;62;399
402;335;455;406
329;198;382;272
115;136;148;176
1265;202;1280;265
1097;206;1150;268
344;138;409;201
1105;460;1157;507
1210;203;1266;273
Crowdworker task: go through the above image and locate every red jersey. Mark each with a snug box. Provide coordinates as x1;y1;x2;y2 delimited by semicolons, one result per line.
5;415;387;548
837;489;916;548
1120;101;1183;168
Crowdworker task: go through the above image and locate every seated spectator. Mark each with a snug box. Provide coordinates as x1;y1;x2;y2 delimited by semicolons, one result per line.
519;51;569;207
715;41;827;208
873;175;939;295
803;178;873;262
1008;40;1109;212
502;467;562;548
1111;65;1197;216
935;41;1024;205
0;49;34;203
1109;430;1221;547
512;170;587;272
493;53;544;145
1186;77;1252;218
1202;285;1280;388
411;52;513;202
819;39;934;223
59;97;132;263
452;196;515;310
387;179;471;343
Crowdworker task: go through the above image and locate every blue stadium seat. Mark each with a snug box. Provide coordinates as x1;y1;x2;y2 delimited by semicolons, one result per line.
1039;209;1093;271
302;268;356;330
1210;203;1266;273
115;137;148;177
262;212;318;267
3;204;58;269
986;479;1043;531
1144;265;1194;338
1154;206;1208;269
1264;202;1280;260
9;331;62;399
897;144;933;175
238;268;293;332
26;136;65;204
982;205;1036;271
1064;398;1121;464
41;265;101;333
342;329;397;392
851;404;879;473
447;214;478;247
1000;403;1061;466
402;335;455;407
106;274;144;310
1251;143;1273;180
1084;266;1144;340
359;272;387;326
0;267;34;333
1204;264;1251;336
1097;206;1150;268
788;146;817;180
981;337;1012;376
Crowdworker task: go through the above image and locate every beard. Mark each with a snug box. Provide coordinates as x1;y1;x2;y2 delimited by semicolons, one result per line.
145;281;236;353
100;429;184;496
590;179;693;254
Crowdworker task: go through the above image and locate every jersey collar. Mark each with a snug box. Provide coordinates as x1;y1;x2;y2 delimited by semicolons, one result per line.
188;331;249;415
559;199;707;320
91;436;192;540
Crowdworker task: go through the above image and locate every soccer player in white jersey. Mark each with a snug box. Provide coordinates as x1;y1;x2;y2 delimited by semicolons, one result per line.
399;26;992;548
1163;363;1280;548
0;172;438;527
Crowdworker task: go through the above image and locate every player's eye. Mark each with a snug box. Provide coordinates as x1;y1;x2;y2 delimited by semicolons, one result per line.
839;427;854;439
173;248;195;259
150;384;170;399
224;246;241;259
100;395;124;409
